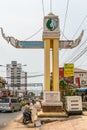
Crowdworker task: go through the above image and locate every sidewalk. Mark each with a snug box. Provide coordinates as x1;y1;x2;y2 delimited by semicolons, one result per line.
3;111;87;130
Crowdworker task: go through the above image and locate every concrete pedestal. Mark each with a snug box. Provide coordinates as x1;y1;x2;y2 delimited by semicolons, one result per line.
42;102;63;112
42;91;63;112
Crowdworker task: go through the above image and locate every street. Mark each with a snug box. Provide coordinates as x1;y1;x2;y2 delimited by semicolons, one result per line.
0;111;21;130
1;111;87;130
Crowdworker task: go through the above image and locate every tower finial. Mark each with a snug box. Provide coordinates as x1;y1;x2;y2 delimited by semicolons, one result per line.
50;0;52;13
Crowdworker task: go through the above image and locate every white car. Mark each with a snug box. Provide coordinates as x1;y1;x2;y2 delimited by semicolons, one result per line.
0;97;22;112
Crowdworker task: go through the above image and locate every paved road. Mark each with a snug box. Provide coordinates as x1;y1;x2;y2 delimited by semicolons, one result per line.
0;111;22;130
2;111;87;130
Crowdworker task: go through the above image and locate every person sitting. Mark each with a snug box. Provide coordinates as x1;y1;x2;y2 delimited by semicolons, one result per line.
23;102;32;121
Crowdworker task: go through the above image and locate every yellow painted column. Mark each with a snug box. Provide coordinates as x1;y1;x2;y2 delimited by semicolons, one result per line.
52;39;59;91
44;39;50;91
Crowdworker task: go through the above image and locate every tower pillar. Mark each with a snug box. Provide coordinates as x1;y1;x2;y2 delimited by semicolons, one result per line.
44;39;50;91
41;13;63;113
52;39;59;91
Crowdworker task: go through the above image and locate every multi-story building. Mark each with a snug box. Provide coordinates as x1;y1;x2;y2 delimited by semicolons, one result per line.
6;61;27;94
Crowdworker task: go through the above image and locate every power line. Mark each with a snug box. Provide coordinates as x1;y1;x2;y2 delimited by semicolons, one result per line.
68;40;87;63
60;0;70;61
62;15;87;64
60;15;87;65
60;3;87;66
71;47;87;63
60;30;69;40
64;38;87;63
72;15;87;39
23;27;43;41
5;74;44;79
62;0;70;40
42;0;45;16
23;0;45;41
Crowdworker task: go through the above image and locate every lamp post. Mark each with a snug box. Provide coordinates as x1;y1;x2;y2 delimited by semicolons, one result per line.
25;72;27;95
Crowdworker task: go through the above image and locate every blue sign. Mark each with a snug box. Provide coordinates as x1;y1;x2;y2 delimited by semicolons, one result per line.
20;41;44;49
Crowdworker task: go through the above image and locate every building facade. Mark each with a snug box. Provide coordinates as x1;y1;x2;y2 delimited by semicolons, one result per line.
74;68;87;87
59;67;87;88
6;61;27;94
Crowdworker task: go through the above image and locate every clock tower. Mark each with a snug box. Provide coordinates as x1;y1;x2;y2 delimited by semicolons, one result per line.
42;13;63;113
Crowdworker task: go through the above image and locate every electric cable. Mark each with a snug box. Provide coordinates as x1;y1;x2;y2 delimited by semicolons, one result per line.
68;40;87;63
5;74;44;79
42;0;45;16
61;0;70;40
22;0;45;41
60;30;69;40
23;27;43;41
62;15;87;64
63;38;87;63
60;3;87;66
71;47;87;63
72;15;87;39
60;0;70;60
59;37;87;67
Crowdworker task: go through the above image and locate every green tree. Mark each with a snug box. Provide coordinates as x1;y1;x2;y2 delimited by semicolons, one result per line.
59;79;67;90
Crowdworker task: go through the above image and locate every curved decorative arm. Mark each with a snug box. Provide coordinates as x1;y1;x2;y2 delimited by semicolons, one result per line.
59;30;84;49
0;27;84;49
0;27;22;48
0;27;10;43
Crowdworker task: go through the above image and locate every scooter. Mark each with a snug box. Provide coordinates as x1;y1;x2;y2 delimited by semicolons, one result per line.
23;111;32;124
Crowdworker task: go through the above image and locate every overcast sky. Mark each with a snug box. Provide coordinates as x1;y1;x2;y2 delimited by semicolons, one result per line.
0;0;87;83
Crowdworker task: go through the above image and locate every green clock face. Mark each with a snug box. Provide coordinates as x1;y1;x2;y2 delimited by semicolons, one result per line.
46;18;57;31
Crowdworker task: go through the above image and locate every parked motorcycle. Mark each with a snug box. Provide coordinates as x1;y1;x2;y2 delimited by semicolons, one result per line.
23;111;32;124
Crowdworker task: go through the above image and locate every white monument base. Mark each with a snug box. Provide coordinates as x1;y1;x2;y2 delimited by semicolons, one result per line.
42;91;63;112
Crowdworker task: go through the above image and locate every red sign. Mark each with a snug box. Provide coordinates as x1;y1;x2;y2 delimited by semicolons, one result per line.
59;67;64;79
59;67;74;84
75;77;80;87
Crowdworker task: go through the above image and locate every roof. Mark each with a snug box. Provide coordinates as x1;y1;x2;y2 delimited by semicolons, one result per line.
74;68;87;73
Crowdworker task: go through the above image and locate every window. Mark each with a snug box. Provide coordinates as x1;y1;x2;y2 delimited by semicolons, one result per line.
11;98;18;103
0;98;9;103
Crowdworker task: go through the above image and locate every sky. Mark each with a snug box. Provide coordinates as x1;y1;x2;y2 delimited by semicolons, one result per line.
0;0;87;84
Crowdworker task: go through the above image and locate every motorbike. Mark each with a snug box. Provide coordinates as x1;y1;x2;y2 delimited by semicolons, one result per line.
23;111;32;124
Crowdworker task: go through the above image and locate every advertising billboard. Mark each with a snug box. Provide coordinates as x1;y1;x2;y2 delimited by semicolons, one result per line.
64;64;74;77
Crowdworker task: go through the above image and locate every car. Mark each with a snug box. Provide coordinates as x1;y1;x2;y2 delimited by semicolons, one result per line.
0;97;22;112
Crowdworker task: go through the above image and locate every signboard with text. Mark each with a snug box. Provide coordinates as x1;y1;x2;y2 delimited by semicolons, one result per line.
64;64;74;77
20;41;44;48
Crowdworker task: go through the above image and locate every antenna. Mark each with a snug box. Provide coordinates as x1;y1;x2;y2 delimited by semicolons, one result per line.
50;0;52;13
